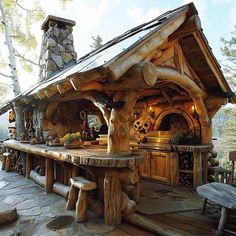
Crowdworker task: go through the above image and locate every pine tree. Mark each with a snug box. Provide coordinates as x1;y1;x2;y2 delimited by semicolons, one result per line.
90;35;103;51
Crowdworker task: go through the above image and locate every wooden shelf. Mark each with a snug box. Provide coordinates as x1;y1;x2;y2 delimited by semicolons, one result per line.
179;169;193;173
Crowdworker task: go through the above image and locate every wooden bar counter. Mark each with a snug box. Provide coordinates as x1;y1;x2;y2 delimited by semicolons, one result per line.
3;140;144;225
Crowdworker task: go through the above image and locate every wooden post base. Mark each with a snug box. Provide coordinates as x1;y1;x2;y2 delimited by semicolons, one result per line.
66;177;97;223
5;156;12;172
66;185;79;210
76;190;88;222
2;156;6;170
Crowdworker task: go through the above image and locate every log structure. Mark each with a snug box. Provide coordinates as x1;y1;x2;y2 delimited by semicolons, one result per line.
1;2;235;228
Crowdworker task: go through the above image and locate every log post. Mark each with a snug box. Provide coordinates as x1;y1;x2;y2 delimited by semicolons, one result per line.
66;185;79;210
5;155;11;172
193;152;202;189
104;172;121;225
26;153;32;179
170;152;179;187
76;189;88;222
2;156;6;170
108;90;139;156
45;158;54;193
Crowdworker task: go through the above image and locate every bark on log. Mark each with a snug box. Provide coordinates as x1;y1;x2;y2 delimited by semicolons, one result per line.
79;62;158;92
122;184;137;201
66;185;79;209
30;170;46;187
123;213;182;236
53;182;70;199
76;190;88;222
119;169;139;185
45;158;54;193
108;90;139;156
104;173;121;225
107;13;186;80
121;191;136;215
26;153;32;179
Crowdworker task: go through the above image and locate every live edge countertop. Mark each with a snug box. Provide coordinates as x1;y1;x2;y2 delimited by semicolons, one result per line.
3;140;144;169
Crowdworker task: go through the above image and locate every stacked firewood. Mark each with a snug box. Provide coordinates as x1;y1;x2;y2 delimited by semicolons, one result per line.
179;152;193;170
179;172;193;188
13;153;23;175
179;152;193;187
207;149;220;182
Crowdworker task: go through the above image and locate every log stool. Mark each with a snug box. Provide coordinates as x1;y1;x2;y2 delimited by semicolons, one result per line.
2;152;13;172
66;177;97;222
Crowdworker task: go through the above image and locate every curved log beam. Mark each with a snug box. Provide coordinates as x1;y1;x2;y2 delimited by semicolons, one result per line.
155;66;210;143
79;62;158;92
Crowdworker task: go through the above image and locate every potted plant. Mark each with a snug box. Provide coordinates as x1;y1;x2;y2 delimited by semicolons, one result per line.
62;132;84;149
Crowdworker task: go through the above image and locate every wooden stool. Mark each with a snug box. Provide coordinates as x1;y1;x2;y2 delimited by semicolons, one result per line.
2;152;12;172
66;177;97;222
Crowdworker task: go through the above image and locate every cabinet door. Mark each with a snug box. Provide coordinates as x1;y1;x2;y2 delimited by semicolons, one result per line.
139;151;151;179
150;152;170;184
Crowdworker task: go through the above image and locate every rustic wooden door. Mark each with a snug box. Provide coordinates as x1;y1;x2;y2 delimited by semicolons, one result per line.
150;152;170;184
139;151;171;185
139;151;151;178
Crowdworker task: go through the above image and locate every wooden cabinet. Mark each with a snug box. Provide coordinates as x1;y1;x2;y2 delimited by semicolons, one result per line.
140;151;173;185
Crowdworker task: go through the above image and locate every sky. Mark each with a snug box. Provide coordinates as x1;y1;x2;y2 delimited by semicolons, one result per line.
1;0;236;97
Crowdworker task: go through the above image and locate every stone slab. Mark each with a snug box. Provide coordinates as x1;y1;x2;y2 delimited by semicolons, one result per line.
0;203;17;224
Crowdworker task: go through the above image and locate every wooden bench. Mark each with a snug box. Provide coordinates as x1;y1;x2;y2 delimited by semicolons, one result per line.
66;177;97;222
197;182;236;236
2;152;13;172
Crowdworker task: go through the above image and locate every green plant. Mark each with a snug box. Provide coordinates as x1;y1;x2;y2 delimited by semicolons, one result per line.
62;132;81;144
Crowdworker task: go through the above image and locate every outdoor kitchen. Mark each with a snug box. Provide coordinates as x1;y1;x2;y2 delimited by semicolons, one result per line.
0;3;235;234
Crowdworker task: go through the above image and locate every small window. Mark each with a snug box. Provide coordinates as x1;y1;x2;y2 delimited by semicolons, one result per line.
87;115;101;131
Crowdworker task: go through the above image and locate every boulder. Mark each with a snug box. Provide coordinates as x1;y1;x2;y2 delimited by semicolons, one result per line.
0;203;17;224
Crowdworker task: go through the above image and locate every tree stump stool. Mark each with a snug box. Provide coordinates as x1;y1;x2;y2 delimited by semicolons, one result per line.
2;152;13;172
66;177;97;222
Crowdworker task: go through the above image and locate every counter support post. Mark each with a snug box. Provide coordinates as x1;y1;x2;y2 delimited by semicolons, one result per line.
46;158;54;193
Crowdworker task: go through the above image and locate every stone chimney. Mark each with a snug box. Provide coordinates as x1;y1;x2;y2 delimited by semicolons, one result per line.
39;15;77;82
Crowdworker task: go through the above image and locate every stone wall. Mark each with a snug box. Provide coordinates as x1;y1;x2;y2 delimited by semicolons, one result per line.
39;20;77;82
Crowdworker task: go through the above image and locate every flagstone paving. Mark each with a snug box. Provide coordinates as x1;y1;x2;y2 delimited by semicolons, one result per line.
0;168;116;236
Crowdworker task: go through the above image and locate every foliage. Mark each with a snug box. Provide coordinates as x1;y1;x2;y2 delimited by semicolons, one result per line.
0;83;10;106
90;35;103;51
0;0;45;75
220;25;236;88
62;132;81;144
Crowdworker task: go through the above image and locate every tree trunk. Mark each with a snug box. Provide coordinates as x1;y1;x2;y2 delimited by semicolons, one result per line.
108;90;139;156
0;1;25;139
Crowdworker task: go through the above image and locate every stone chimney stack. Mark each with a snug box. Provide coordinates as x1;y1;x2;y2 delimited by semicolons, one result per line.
39;15;77;82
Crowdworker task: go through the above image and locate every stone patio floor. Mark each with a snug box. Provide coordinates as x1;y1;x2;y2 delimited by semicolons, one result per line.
0;168;121;236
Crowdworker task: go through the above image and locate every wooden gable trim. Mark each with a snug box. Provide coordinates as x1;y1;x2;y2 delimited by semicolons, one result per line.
105;11;188;81
193;31;231;93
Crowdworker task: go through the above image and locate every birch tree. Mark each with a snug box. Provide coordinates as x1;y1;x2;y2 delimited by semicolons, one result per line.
0;0;44;138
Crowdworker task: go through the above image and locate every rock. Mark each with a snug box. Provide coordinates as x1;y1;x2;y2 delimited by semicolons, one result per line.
71;52;77;60
57;44;65;52
51;53;64;68
53;27;60;38
59;29;68;42
0;203;17;224
62;52;72;64
46;59;58;71
67;33;73;41
62;39;72;45
47;38;56;48
65;44;74;52
66;25;73;33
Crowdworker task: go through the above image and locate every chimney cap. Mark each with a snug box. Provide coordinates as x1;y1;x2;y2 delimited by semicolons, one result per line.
41;15;76;31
